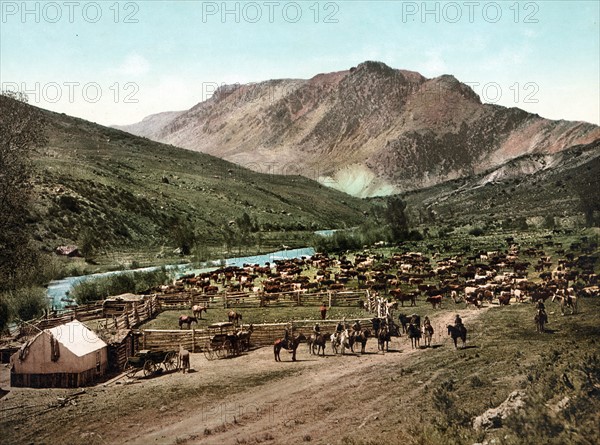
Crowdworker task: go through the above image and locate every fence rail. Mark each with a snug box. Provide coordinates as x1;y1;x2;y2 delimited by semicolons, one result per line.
140;318;376;352
155;289;369;310
3;289;375;364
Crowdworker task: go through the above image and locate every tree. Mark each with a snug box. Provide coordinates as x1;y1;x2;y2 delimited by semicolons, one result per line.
0;91;47;292
170;217;196;255
385;196;409;241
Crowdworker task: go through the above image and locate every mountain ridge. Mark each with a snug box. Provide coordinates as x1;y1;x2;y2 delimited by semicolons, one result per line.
115;61;600;197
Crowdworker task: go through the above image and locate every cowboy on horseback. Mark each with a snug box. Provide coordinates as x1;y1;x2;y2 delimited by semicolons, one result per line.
283;325;292;349
411;314;419;324
313;322;321;337
335;319;344;334
454;314;463;329
535;300;548;324
423;315;432;331
352;320;362;338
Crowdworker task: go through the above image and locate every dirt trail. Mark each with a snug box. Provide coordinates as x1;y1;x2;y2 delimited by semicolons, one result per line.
121;308;487;445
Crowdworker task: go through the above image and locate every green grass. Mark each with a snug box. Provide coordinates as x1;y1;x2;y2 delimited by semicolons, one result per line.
28;108;374;269
140;306;372;330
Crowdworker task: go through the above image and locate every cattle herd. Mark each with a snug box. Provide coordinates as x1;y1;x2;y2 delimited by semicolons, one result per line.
159;235;598;343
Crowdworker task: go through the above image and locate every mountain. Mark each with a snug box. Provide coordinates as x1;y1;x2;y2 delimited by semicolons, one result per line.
399;139;600;230
116;61;600;198
25;104;372;258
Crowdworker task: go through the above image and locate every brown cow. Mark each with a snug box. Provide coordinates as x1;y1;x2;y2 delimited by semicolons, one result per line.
426;295;443;309
389;289;416;307
498;292;511;306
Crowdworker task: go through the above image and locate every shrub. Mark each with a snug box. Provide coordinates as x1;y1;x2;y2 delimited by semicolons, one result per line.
469;227;485;237
5;287;48;321
72;267;172;304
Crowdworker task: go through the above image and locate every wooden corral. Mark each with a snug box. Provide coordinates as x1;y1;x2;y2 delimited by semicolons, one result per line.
139;318;375;352
154;289;369;310
4;289;370;374
10;320;108;388
102;293;147;317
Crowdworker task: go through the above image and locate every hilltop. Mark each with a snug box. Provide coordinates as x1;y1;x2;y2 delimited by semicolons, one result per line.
117;61;600;198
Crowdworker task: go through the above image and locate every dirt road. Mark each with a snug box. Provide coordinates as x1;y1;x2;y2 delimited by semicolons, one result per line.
1;309;485;445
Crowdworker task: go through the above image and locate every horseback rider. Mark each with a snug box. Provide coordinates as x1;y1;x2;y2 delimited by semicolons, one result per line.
283;325;292;349
335;320;344;334
454;314;463;329
410;314;420;327
352;320;362;337
535;300;548;322
313;322;321;338
423;315;433;333
423;315;431;328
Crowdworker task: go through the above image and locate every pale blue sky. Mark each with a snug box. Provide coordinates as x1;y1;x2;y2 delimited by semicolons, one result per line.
1;1;598;126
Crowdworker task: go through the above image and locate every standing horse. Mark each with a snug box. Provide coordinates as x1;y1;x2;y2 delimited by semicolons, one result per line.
308;333;328;356
228;310;242;325
377;325;391;352
339;329;355;355
192;304;208;319
274;333;306;361
534;309;547;333
178;315;198;329
422;323;434;347
397;314;410;334
351;329;371;354
407;323;421;349
447;324;467;349
330;332;341;354
552;292;577;315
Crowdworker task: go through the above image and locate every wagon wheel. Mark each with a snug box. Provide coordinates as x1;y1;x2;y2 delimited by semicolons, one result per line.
143;359;156;377
123;362;137;378
203;343;215;360
164;351;178;371
214;341;227;359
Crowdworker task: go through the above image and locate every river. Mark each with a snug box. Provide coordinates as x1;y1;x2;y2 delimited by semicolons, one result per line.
46;246;315;310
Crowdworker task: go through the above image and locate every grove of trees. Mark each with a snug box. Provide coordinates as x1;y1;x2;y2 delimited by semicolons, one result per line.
0;92;49;331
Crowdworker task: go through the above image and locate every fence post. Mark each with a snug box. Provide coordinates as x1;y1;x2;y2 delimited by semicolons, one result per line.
328;291;332;308
143;331;146;349
192;328;196;353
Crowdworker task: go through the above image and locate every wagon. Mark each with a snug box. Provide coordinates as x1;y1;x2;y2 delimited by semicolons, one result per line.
123;349;178;377
203;322;252;360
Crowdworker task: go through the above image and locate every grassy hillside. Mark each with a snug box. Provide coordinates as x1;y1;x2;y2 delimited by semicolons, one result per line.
27;109;373;268
396;140;600;234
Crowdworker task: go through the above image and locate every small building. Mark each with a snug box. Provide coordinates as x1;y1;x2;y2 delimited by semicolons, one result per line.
10;320;108;388
55;245;81;257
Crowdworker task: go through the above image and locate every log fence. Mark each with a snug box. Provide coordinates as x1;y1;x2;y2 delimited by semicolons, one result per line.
140;318;376;352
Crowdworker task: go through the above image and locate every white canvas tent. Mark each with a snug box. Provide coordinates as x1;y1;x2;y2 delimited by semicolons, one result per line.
10;319;108;388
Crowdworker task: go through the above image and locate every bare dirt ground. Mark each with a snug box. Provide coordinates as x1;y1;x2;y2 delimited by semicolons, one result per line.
1;309;487;445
